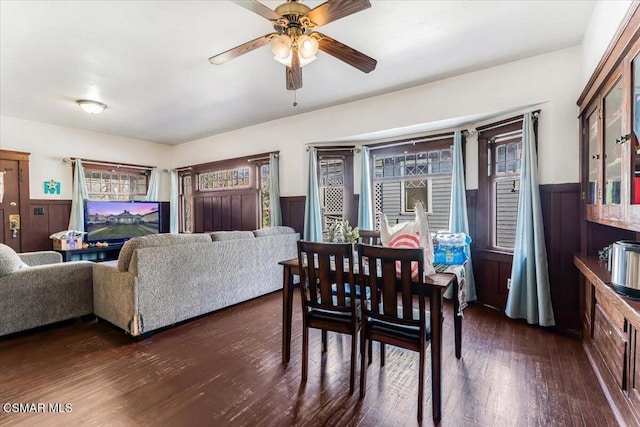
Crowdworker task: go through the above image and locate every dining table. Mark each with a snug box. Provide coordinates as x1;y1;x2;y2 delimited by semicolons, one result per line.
278;257;463;421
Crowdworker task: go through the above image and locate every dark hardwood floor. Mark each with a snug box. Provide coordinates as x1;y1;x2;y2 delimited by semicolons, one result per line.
0;292;615;426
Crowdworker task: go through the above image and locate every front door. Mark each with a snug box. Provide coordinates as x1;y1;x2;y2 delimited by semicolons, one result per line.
0;151;30;252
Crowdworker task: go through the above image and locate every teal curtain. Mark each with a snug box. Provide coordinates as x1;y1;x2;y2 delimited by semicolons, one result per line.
445;130;477;301
145;167;160;201
303;148;323;242
169;169;179;234
505;113;555;326
269;153;282;226
357;146;374;230
68;159;89;232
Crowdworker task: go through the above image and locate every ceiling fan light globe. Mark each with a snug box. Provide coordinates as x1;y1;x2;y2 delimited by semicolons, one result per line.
270;35;292;59
298;35;319;60
299;54;317;67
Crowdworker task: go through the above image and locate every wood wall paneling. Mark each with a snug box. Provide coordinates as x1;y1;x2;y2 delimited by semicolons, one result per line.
21;200;170;253
539;184;582;330
470;183;583;330
281;196;306;236
192;192;257;233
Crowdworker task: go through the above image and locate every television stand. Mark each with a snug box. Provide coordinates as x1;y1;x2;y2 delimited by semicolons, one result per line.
55;243;124;262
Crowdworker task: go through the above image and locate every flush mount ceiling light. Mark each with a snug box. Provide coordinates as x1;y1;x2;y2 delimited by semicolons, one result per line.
208;0;376;91
76;99;107;114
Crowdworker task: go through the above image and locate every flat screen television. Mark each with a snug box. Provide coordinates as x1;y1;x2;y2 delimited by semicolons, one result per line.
84;200;161;243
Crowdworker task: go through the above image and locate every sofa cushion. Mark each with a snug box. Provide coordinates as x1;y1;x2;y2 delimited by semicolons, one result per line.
253;226;295;237
118;233;211;272
210;231;255;242
0;243;28;277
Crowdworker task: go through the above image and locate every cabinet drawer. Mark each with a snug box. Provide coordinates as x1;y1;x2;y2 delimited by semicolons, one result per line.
595;287;625;331
593;304;627;389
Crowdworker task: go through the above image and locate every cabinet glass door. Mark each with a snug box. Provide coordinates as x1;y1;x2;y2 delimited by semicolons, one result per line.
603;78;623;205
633;51;640;204
586;109;600;204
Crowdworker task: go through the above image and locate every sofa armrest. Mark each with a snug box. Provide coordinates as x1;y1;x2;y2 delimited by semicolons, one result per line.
93;262;137;335
0;261;94;336
18;251;63;266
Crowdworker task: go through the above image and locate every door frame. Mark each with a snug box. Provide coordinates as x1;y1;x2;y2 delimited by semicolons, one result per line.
0;150;31;252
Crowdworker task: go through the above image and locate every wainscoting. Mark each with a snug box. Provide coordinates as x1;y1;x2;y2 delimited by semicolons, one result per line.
20;200;171;253
192;191;257;232
23;199;71;253
470;183;582;330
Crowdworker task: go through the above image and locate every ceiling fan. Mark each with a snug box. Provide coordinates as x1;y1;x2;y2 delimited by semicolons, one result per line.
209;0;377;91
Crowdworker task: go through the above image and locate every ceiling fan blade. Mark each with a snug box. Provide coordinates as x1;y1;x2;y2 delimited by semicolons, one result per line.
286;53;302;90
317;33;377;73
305;0;371;27
230;0;283;21
209;33;275;65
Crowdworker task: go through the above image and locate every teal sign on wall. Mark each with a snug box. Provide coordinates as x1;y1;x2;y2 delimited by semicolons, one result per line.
44;180;61;195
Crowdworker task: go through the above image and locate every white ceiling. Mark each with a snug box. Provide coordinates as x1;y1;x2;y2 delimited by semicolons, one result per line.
0;1;596;145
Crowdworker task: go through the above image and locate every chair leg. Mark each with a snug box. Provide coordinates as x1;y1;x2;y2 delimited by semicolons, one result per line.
322;330;328;353
349;330;357;394
368;339;372;365
380;343;386;367
359;334;368;399
417;346;425;421
302;325;309;383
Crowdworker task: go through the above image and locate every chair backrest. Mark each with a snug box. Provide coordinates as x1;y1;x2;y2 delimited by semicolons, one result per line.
357;243;426;327
297;241;356;314
359;229;381;246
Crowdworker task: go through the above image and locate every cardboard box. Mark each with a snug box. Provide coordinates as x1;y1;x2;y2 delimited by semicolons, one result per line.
52;237;84;251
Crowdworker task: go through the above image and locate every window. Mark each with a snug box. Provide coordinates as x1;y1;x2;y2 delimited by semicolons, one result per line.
83;165;149;201
258;163;270;227
179;172;193;233
317;149;354;239
371;139;453;232
478;116;531;251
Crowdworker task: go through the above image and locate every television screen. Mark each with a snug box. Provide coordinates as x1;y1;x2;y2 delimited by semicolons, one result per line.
85;200;161;243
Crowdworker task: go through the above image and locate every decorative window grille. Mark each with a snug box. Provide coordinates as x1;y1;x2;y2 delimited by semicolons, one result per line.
84;169;148;201
319;158;345;237
197;166;251;191
180;174;193;233
259;163;270;227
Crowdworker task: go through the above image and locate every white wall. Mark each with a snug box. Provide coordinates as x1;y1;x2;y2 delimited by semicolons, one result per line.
582;0;633;85
174;46;583;194
0;116;172;200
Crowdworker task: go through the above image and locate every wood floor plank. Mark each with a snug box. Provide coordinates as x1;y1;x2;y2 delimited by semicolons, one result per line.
0;291;615;426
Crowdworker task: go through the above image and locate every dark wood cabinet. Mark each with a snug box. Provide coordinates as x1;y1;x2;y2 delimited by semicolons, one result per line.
579;6;640;231
575;256;640;424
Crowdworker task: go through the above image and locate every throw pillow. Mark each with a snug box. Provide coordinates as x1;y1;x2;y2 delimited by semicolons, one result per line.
0;243;28;277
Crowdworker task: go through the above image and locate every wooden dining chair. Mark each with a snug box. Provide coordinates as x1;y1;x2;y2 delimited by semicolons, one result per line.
297;240;360;394
357;243;430;421
358;229;381;246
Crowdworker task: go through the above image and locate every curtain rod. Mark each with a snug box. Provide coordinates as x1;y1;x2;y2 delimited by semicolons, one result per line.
477;111;539;134
247;152;278;163
368;133;455;152
63;157;154;171
306;147;360;153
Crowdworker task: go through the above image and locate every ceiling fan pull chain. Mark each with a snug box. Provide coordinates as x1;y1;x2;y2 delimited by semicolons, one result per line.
293;90;298;107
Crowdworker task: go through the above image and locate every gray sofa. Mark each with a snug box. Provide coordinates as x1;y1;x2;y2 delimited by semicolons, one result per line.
93;227;299;336
0;247;94;336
